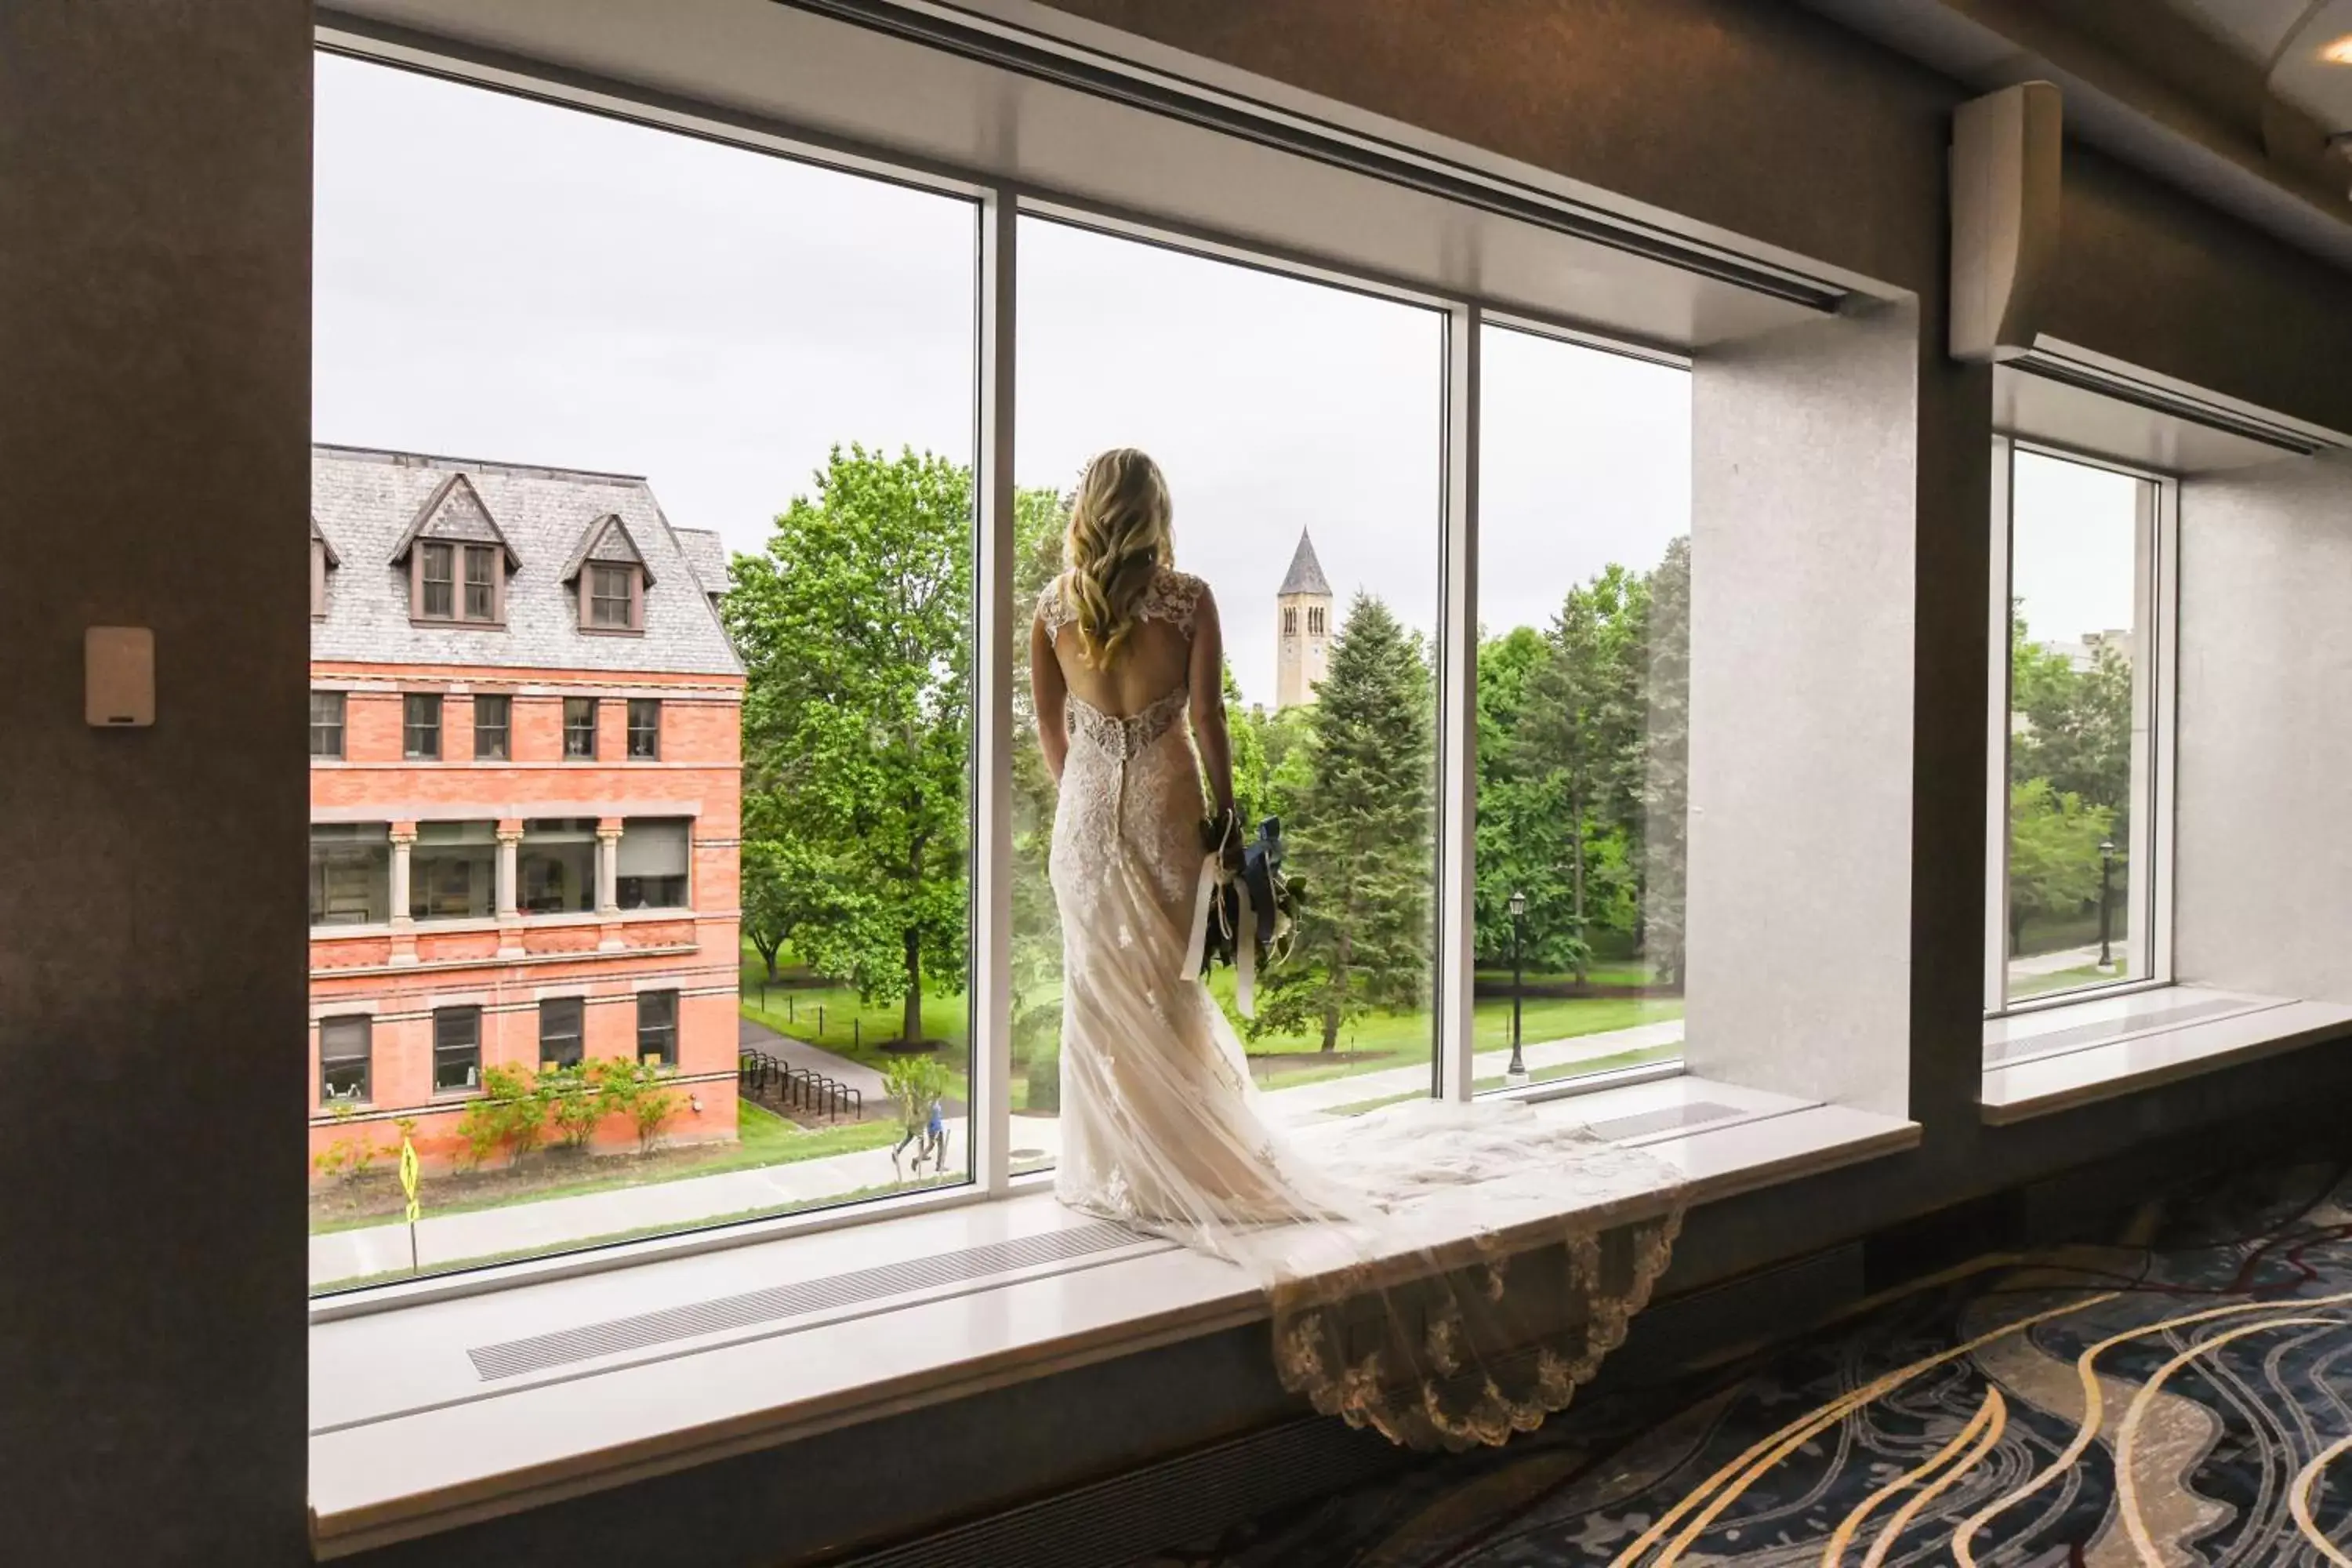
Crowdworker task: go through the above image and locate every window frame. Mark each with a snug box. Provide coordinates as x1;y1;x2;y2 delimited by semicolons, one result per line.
310;690;346;759
1984;435;2180;1018
561;696;597;760
401;692;441;760
585;563;641;633
432;1006;484;1097
626;698;659;760
472;692;511;760
538;996;586;1070
636;989;679;1068
318;1014;373;1106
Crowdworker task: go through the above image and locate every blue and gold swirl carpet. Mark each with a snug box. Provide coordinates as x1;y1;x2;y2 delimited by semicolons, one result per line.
1160;1161;2352;1566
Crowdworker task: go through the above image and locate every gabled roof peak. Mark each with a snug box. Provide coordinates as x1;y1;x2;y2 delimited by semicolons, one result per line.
387;471;523;570
561;512;658;586
1278;529;1331;598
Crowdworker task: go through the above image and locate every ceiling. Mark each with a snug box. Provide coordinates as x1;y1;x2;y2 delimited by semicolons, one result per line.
2165;0;2352;136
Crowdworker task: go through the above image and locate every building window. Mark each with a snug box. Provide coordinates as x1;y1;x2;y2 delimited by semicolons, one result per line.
626;699;660;760
463;543;497;620
1308;606;1325;637
562;697;597;759
519;818;597;914
310;539;330;618
403;693;441;759
410;821;497;920
309;823;390;926
433;1007;482;1094
538;996;585;1070
319;1016;372;1105
1283;606;1298;636
1991;443;2169;1007
637;990;679;1067
310;691;346;759
590;564;637;630
1471;323;1693;1091
420;541;455;619
615;818;691;909
473;694;510;760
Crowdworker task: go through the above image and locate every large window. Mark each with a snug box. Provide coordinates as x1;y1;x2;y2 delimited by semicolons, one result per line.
409;821;496;921
615;818;690;909
1991;444;2169;1007
1473;325;1691;1091
308;823;390;927
310;51;976;1291
519;818;597;914
1014;216;1443;1158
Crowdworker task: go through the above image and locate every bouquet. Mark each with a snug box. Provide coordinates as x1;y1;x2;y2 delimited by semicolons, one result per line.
1189;811;1306;1017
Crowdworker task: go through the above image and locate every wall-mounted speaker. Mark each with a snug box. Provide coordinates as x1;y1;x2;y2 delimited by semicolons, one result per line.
1951;82;2063;365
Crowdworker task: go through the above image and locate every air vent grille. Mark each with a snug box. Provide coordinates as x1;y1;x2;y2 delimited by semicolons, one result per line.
1987;996;2270;1065
468;1220;1149;1381
1585;1101;1744;1142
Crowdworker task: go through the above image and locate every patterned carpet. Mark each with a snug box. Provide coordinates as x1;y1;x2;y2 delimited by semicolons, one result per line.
1154;1160;2352;1566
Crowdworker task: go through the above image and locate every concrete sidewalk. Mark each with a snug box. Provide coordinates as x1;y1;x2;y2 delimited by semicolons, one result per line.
308;1018;1682;1289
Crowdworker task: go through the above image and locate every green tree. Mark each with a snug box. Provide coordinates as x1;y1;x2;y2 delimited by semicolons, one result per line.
1514;566;1646;982
1252;595;1434;1051
1010;485;1073;1105
1474;625;1579;971
1635;536;1692;986
2006;777;2113;951
2010;608;2134;817
731;446;972;1044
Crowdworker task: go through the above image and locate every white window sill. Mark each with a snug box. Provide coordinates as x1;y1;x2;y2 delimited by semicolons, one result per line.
306;1073;1915;1557
1980;982;2352;1124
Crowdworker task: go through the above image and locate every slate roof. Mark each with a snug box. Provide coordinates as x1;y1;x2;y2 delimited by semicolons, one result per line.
673;528;731;604
1278;529;1332;598
310;445;741;677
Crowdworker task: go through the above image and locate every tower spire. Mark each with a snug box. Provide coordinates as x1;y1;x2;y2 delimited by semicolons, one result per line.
1278;529;1332;598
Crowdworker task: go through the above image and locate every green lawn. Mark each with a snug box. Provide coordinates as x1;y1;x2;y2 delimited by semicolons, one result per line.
2009;962;2129;1000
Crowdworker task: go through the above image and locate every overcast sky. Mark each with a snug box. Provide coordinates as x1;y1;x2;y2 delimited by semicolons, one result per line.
324;56;2227;708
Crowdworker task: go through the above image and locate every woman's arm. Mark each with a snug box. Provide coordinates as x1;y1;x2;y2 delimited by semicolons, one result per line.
1031;613;1069;784
1188;587;1236;818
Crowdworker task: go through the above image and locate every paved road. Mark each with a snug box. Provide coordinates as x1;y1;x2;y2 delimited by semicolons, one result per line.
308;1018;1685;1289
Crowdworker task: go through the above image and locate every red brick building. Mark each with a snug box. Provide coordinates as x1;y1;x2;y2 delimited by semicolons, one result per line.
306;445;743;1177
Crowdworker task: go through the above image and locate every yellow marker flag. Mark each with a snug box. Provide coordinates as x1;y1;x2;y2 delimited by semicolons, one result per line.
399;1137;421;1225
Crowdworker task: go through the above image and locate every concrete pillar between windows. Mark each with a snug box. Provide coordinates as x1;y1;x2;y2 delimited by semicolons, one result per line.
597;823;623;950
495;823;524;956
388;824;418;967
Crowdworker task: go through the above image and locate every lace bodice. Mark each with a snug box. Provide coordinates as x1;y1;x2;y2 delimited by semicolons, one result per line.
1036;566;1205;643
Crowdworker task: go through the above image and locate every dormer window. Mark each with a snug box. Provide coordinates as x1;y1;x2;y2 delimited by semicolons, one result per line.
564;512;653;636
389;472;518;629
310;516;340;619
590;564;639;630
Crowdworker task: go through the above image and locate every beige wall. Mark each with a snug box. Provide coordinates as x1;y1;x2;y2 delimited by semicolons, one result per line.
0;1;314;1563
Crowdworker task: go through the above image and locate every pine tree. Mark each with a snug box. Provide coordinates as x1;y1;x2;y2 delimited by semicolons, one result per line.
1253;594;1434;1052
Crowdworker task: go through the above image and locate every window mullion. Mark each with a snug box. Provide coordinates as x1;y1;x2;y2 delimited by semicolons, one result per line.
1984;435;2015;1014
971;188;1017;1194
1435;303;1480;1102
2147;475;2180;985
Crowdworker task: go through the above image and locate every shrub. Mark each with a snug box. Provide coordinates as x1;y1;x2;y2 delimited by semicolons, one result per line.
455;1065;548;1169
543;1062;604;1151
594;1057;679;1156
311;1105;383;1188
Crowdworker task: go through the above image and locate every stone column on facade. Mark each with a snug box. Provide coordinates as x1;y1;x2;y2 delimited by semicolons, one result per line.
388;822;419;967
495;820;524;956
596;818;624;951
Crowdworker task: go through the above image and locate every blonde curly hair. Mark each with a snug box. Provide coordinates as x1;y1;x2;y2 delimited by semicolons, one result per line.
1062;448;1173;667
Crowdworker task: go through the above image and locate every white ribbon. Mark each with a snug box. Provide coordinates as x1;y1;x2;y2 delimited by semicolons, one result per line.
1181;848;1258;1019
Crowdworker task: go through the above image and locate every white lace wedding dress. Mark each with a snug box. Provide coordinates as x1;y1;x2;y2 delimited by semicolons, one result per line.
1040;566;1683;1450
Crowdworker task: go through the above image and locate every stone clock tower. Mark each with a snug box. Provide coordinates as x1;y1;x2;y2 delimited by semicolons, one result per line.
1274;530;1333;710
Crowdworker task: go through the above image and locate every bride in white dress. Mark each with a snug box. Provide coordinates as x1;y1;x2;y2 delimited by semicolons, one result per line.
1029;448;1682;1450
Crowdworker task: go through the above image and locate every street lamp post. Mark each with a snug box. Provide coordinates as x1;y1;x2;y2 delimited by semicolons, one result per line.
1507;890;1529;1088
2097;839;2116;971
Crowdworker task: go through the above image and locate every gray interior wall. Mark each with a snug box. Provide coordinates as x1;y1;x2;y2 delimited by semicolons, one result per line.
1684;304;1920;1114
0;2;314;1563
2174;456;2352;998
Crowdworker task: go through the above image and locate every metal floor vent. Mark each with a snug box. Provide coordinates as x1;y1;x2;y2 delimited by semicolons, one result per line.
1584;1101;1744;1142
467;1220;1149;1382
1987;996;2269;1064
